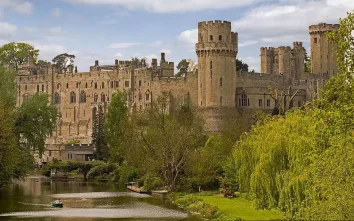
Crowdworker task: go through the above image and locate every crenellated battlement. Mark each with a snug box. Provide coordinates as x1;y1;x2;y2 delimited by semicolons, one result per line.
309;23;340;34
198;20;232;27
260;47;276;52
293;41;303;48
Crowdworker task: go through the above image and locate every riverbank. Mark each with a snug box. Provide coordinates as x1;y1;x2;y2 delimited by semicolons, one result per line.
168;192;284;221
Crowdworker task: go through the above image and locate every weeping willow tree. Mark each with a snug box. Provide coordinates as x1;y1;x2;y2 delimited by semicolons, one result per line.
224;11;354;220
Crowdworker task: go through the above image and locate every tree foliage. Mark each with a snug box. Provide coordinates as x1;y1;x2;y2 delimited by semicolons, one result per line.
130;57;148;68
15;93;58;156
176;59;189;77
92;105;109;161
52;53;75;73
104;92;129;163
0;66;57;187
236;59;249;72
0;42;39;70
223;11;354;220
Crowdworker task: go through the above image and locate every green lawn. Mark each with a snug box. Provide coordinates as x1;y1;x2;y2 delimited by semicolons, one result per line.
198;195;284;220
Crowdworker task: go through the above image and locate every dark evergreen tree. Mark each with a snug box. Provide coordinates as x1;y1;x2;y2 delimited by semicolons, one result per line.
92;105;109;161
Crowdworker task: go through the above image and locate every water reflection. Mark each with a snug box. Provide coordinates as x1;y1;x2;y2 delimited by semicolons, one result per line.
0;176;199;221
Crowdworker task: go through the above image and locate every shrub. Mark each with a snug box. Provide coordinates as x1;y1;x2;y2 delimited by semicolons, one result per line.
86;163;118;181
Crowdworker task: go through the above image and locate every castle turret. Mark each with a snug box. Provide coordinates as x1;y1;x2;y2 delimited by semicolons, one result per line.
196;20;237;108
309;23;339;75
196;20;238;132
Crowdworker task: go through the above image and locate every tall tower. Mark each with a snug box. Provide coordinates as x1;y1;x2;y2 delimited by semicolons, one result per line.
309;23;339;75
196;20;238;132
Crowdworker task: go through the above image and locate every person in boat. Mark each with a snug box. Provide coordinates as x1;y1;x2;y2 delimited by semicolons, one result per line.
54;199;62;204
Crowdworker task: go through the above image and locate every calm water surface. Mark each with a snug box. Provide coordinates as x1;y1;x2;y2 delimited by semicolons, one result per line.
0;176;200;221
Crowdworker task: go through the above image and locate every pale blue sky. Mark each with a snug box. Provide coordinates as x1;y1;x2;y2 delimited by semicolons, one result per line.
0;0;352;72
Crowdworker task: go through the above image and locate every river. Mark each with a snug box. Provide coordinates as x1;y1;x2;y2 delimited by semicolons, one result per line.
0;176;200;221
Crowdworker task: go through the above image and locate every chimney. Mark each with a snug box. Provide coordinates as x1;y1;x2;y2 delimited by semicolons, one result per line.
161;52;165;61
152;58;157;67
115;59;118;65
75;66;78;73
95;60;99;66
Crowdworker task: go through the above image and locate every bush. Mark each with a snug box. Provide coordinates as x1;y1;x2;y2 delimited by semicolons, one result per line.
86;163;118;181
143;174;163;191
118;164;139;184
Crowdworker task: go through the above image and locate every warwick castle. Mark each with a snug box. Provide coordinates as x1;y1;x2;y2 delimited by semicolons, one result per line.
16;21;339;162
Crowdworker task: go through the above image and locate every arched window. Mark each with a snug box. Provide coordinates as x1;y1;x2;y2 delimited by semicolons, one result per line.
85;82;88;88
54;92;60;104
57;83;61;89
220;77;223;87
101;93;105;102
23;94;29;102
94;93;98;102
80;91;86;103
70;92;76;103
240;94;249;107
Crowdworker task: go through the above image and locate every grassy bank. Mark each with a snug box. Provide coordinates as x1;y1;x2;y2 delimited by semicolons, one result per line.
199;194;283;220
168;193;284;221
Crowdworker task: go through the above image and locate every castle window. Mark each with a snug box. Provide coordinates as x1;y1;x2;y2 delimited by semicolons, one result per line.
201;101;203;106
267;99;271;107
54;92;60;104
80;91;86;103
23;94;29;101
102;82;104;89
298;100;301;107
94;82;97;89
146;93;150;101
219;35;222;41
139;80;142;87
258;99;263;107
210;61;213;69
25;85;27;90
200;83;202;88
42;84;44;91
240;94;248;107
101;93;105;102
115;81;119;88
314;38;317;43
76;82;79;88
110;81;114;88
57;84;60;89
209;35;213;41
85;83;88;88
125;81;129;87
139;93;142;101
66;83;69;88
220;97;223;106
70;92;76;103
210;70;212;79
94;93;98;102
37;85;39;92
220;78;223;87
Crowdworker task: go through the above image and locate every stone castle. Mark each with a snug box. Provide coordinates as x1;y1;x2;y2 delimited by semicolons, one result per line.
15;21;338;162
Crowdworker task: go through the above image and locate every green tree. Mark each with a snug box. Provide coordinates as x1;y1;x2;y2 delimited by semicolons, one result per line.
0;42;39;70
130;57;148;68
104;92;129;163
236;59;249;72
52;53;75;73
92;105;109;161
15;93;58;156
176;59;189;77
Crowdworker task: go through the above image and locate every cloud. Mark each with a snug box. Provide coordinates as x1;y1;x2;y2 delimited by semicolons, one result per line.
177;29;198;46
49;27;65;35
63;0;265;13
232;0;351;44
239;56;260;72
53;8;61;17
0;1;33;15
108;42;141;49
239;40;258;47
115;53;123;57
0;22;17;38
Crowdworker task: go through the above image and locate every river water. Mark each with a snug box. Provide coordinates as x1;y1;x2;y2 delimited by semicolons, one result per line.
0;176;200;221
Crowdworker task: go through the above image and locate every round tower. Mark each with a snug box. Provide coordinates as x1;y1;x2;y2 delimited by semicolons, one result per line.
196;20;238;108
309;23;339;75
195;20;238;133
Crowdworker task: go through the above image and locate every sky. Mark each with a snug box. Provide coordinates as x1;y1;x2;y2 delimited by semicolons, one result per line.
0;0;352;72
